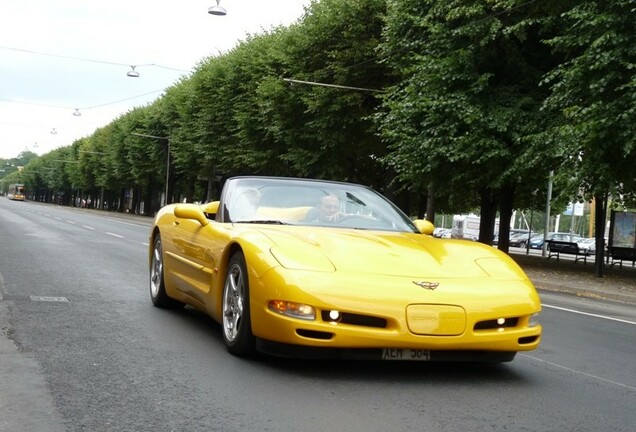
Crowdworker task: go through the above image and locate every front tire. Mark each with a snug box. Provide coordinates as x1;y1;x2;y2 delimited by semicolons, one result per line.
150;234;183;309
222;252;255;356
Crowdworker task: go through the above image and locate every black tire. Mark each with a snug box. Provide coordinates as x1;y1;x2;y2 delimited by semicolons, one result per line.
222;252;256;356
149;234;184;309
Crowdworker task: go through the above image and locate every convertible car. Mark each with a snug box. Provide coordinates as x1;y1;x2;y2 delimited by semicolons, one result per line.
149;176;541;362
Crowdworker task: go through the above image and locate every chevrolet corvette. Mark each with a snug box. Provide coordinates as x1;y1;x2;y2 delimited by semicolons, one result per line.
149;176;541;362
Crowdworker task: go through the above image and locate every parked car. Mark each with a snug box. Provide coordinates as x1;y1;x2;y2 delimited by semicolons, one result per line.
494;229;531;247
509;231;535;249
433;228;452;238
529;232;582;249
577;237;607;253
577;238;595;252
149;176;542;362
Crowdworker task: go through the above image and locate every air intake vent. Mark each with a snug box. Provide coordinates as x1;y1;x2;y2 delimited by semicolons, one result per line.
474;317;519;330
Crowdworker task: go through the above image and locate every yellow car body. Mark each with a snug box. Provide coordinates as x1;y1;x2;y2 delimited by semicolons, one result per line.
149;176;541;362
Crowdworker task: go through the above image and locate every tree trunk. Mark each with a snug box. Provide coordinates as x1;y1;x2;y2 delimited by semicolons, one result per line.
118;188;127;213
479;188;497;245
425;183;435;223
497;184;516;254
594;192;607;278
131;187;140;214
143;181;154;216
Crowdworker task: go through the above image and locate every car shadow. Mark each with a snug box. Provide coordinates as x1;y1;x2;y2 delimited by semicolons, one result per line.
255;356;527;385
166;306;529;385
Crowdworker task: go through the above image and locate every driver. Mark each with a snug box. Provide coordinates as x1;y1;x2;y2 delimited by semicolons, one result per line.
315;194;344;223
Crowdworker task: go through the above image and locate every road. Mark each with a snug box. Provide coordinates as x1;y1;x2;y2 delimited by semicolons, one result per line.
1;199;635;432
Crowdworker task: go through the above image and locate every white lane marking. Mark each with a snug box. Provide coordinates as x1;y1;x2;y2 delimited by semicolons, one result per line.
106;232;124;238
543;303;636;326
30;296;69;302
66;220;76;224
54;216;62;220
520;354;636;393
141;242;149;246
85;213;151;229
83;225;95;230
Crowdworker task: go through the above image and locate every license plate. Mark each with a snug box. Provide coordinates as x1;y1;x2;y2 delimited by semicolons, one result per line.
382;348;431;361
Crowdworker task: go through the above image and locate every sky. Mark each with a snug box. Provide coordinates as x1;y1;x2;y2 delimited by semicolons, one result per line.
0;0;313;160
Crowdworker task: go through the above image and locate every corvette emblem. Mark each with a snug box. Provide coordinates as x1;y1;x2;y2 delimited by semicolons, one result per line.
412;281;439;290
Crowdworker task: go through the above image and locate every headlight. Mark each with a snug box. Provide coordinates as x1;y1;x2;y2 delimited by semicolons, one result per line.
528;313;540;327
268;300;316;320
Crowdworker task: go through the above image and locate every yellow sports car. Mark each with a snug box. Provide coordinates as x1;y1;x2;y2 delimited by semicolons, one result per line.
149;176;541;362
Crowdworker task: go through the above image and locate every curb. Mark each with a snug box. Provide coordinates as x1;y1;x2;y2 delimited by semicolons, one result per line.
532;278;636;305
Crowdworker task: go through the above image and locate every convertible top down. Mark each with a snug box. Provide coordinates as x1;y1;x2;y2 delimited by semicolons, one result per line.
149;176;541;362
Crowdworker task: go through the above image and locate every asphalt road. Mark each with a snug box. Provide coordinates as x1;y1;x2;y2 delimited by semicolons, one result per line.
1;199;635;432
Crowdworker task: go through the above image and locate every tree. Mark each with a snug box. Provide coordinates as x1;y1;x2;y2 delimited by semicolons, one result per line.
541;0;636;276
280;0;390;189
377;0;565;251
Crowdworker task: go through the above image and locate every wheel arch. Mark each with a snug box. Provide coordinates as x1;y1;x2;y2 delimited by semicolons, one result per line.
149;226;161;267
210;242;245;321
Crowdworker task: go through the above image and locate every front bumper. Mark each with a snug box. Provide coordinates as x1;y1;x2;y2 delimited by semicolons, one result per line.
249;270;542;354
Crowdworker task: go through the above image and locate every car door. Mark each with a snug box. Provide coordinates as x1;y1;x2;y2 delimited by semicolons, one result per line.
168;216;220;303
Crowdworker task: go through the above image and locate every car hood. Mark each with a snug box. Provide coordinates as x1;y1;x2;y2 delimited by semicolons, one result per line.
254;226;527;281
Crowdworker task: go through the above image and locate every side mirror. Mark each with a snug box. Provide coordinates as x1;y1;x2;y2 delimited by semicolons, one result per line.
202;201;219;217
413;219;435;235
174;204;209;226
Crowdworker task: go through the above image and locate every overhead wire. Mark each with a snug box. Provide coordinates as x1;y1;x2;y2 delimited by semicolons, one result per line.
0;45;190;72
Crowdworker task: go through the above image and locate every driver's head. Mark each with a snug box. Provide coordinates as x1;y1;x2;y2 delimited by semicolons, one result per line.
318;195;340;221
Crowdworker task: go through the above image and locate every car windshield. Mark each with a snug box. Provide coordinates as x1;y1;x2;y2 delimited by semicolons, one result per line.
221;177;418;233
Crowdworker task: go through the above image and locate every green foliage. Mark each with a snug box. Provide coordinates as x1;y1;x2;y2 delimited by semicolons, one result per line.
10;0;636;224
0;151;39;191
542;0;636;207
377;0;563;215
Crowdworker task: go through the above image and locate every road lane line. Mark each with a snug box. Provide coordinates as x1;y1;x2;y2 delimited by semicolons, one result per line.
83;225;95;230
106;232;124;238
66;220;76;224
520;354;636;393
542;303;636;326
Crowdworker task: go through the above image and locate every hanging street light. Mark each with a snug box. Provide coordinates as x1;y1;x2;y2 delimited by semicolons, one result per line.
127;66;140;77
208;0;227;16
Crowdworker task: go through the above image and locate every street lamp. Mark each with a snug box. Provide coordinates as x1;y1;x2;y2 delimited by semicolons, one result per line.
131;132;171;206
208;0;227;16
127;66;140;77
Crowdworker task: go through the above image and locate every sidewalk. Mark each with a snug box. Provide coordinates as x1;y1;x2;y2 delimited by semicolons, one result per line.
511;252;636;305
